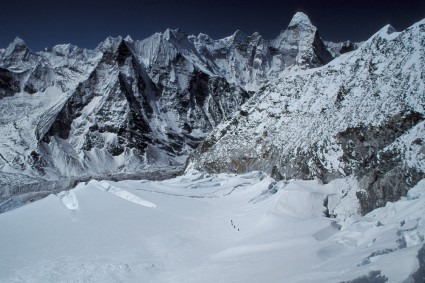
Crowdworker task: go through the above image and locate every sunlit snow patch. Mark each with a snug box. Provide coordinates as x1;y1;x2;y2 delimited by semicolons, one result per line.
94;180;156;208
57;189;79;210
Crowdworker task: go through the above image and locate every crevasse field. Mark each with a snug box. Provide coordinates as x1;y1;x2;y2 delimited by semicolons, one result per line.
0;172;424;282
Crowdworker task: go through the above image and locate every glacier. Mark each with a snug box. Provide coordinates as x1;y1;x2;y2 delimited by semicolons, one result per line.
0;171;424;282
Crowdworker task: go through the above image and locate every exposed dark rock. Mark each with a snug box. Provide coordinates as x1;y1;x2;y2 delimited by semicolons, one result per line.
340;270;388;283
404;244;425;283
0;68;20;98
337;112;424;214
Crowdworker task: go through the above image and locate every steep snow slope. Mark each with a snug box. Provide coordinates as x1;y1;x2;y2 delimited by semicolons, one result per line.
190;20;425;214
0;172;424;282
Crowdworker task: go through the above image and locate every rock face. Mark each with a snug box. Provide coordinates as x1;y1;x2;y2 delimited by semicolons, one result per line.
189;20;425;214
325;40;363;58
0;12;336;181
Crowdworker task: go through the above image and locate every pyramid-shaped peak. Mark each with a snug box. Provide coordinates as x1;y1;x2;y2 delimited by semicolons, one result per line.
288;12;313;27
164;28;187;42
231;30;248;43
5;36;29;56
382;24;397;35
366;24;399;42
11;36;26;46
6;37;28;50
96;36;123;51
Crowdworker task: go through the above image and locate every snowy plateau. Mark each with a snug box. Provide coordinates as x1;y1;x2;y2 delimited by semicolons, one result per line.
0;12;424;282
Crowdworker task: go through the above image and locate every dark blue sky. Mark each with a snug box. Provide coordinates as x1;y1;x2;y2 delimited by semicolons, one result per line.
1;0;424;51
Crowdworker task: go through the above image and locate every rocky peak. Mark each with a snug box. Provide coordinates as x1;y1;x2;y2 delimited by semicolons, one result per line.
271;11;332;69
324;40;361;57
2;37;32;67
124;35;133;43
5;37;28;51
96;36;123;53
189;33;213;47
273;12;317;45
230;30;248;44
164;28;187;43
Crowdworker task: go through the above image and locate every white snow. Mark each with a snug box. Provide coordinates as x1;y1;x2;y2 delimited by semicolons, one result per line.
0;171;423;282
288;12;313;27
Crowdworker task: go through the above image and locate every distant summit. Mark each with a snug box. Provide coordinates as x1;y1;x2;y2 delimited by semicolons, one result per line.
288;12;313;28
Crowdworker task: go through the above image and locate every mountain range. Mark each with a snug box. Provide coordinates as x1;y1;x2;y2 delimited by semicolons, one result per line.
1;11;425;282
0;12;423;216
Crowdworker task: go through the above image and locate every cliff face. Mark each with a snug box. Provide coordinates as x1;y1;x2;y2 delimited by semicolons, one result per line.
189;21;425;214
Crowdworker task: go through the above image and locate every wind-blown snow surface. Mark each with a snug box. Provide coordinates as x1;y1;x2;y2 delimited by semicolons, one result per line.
1;172;424;282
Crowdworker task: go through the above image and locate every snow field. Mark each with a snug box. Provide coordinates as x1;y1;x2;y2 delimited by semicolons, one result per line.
0;172;424;282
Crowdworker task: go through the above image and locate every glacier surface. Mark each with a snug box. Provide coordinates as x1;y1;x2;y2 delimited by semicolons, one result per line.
0;172;424;282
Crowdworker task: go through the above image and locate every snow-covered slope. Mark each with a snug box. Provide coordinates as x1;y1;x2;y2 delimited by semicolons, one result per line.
0;171;424;282
190;19;425;214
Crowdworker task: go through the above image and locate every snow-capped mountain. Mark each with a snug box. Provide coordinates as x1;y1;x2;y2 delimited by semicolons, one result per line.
1;12;425;283
190;12;334;91
0;12;341;187
189;19;425;214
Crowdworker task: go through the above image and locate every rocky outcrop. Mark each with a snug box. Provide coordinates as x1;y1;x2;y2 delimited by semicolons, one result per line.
325;40;363;58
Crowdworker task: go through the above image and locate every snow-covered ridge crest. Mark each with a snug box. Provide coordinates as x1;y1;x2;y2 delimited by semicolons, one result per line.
189;17;425;214
288;11;313;27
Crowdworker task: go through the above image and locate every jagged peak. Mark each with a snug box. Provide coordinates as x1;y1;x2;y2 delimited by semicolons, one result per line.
250;31;262;41
51;43;73;54
383;24;397;34
366;24;399;43
187;33;212;45
11;36;26;46
124;35;133;42
164;28;187;42
288;12;313;28
231;29;248;43
96;36;123;52
104;35;123;45
197;33;211;41
5;36;29;55
251;31;261;38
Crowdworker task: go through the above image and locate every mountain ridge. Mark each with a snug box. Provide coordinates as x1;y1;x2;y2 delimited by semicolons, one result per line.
189;18;425;214
2;13;415;215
